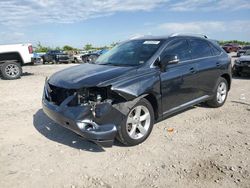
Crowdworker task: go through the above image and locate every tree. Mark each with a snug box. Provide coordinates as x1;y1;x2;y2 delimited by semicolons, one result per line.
84;44;93;50
55;46;61;51
63;45;74;51
34;42;51;52
110;42;118;48
219;40;250;46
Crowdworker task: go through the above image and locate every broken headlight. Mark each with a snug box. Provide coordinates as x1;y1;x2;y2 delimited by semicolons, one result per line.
77;87;110;105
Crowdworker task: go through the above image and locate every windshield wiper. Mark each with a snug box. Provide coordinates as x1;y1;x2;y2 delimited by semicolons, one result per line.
99;63;137;67
99;63;122;66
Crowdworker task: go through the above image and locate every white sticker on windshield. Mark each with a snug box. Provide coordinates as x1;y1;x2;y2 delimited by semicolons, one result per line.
143;41;160;45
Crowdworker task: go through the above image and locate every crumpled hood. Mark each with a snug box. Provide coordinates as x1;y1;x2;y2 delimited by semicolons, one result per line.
239;55;250;61
48;63;134;89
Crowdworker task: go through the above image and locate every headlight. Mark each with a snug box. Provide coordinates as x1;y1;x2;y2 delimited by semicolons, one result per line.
77;87;111;105
235;59;240;65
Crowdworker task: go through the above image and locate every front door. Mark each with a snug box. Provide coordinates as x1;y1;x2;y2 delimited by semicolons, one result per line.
160;39;200;115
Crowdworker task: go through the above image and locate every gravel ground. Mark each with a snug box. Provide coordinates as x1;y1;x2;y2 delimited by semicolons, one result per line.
0;54;249;188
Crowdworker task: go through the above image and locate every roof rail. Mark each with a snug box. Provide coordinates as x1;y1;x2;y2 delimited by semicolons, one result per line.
170;33;208;39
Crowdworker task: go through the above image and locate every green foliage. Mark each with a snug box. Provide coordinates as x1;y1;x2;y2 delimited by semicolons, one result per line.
34;42;51;53
110;42;118;48
55;46;61;51
33;40;250;53
219;40;250;46
84;44;93;51
63;45;74;51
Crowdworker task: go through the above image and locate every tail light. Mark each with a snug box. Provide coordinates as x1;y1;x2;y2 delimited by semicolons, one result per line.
28;45;33;54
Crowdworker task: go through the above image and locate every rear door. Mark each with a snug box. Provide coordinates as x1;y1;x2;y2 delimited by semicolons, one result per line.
188;39;222;97
160;39;200;114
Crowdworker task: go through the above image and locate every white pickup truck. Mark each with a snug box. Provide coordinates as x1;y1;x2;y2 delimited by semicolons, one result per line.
0;43;33;80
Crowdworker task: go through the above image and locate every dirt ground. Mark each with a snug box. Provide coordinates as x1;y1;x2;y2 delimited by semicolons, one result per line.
0;54;250;188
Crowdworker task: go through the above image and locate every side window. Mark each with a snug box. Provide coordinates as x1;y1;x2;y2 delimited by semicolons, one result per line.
189;39;213;59
209;43;222;56
162;39;191;61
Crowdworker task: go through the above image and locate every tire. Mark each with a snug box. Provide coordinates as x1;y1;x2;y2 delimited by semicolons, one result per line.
206;77;228;108
116;98;154;146
232;65;240;77
88;55;98;63
74;58;79;63
0;61;22;80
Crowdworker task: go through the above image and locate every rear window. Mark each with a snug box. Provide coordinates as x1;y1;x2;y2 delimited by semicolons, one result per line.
209;43;222;56
189;39;213;59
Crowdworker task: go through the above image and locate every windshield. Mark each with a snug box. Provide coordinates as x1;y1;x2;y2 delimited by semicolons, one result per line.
244;50;250;55
95;39;164;66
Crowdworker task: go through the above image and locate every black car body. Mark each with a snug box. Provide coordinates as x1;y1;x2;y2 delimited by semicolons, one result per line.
237;46;250;57
81;53;99;63
42;50;70;64
42;34;231;147
233;50;250;76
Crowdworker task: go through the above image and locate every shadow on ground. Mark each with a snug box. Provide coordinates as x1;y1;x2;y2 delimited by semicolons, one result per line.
22;72;34;76
232;75;250;80
231;100;250;106
33;109;105;152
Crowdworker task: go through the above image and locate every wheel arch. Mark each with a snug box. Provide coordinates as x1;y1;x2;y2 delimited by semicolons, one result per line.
221;73;231;91
0;52;24;66
144;93;160;121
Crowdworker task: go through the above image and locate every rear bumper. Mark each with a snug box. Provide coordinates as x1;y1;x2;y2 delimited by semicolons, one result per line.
42;97;117;147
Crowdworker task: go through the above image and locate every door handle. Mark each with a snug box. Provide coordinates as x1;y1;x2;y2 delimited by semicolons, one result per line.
216;62;221;67
189;67;196;74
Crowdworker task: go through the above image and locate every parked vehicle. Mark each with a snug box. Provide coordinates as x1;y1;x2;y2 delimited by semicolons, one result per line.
0;43;33;80
233;50;250;76
237;45;250;57
42;50;70;64
73;51;88;63
32;52;46;64
81;53;99;63
222;43;241;53
81;49;109;63
43;34;231;147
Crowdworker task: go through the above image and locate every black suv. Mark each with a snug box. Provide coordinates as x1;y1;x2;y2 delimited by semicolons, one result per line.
42;34;231;147
42;50;70;64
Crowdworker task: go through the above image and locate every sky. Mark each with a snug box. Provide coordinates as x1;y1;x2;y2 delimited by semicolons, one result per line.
0;0;250;48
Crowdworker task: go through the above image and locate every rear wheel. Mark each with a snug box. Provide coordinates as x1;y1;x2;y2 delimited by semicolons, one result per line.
0;61;22;80
116;98;154;146
207;77;228;108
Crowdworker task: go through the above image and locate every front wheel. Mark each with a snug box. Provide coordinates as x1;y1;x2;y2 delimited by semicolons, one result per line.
206;77;228;108
116;98;154;146
0;61;22;80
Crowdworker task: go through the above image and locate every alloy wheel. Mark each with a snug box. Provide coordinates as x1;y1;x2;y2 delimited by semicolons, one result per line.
126;105;151;140
5;64;20;78
217;82;227;104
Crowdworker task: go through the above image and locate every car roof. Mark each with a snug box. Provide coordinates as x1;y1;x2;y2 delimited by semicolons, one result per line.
130;34;210;41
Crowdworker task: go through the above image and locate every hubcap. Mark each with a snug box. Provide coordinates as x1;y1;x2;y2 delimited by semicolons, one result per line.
126;105;151;140
5;64;19;77
217;82;227;104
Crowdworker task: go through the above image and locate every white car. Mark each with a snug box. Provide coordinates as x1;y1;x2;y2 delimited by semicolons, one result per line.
0;43;33;80
73;51;89;63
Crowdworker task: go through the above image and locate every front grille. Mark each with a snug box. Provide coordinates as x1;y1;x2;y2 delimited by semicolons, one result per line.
46;84;76;106
58;55;69;60
241;61;250;65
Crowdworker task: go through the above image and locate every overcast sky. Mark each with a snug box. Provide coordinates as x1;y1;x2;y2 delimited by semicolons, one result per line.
0;0;250;47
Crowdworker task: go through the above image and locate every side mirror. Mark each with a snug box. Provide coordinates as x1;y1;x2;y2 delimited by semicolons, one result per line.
162;54;179;65
157;54;179;71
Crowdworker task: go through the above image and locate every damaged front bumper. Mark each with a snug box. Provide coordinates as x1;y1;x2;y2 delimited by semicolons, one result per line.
42;95;118;147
